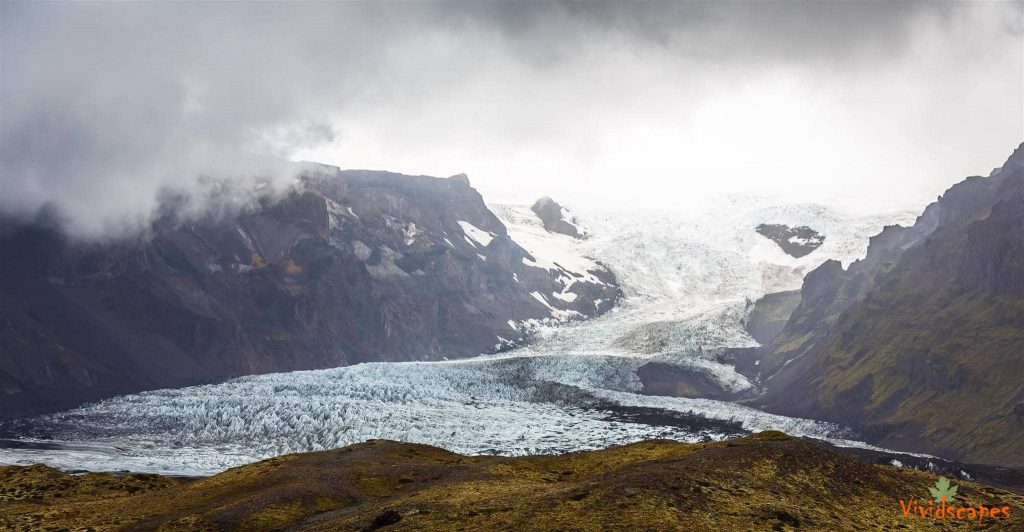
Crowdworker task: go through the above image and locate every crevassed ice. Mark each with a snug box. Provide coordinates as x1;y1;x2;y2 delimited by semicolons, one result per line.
0;355;843;476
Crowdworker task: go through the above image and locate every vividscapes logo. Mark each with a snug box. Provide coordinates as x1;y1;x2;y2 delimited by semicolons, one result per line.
899;476;1011;523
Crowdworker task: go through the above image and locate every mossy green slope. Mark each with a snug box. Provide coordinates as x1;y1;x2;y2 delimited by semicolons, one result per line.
745;289;802;345
757;143;1024;467
2;433;1023;531
814;290;1024;466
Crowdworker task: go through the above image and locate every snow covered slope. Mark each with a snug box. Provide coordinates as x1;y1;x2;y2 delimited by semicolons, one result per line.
498;198;918;390
0;196;918;475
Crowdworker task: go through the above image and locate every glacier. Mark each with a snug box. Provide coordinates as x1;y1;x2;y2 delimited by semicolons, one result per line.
0;196;920;476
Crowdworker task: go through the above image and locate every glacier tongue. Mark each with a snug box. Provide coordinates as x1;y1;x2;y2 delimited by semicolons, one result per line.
0;356;838;476
0;197;918;476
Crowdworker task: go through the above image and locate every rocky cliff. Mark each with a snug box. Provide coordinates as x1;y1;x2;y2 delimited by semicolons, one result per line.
755;143;1024;466
0;167;619;417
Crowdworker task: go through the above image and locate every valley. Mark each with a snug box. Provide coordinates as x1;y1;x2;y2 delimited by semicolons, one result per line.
3;3;1020;529
0;192;920;476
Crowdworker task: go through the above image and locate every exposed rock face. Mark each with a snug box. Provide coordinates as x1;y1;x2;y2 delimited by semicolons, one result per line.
744;290;801;345
0;167;619;418
637;361;754;401
4;434;1023;530
755;224;824;258
530;196;583;238
755;142;1024;467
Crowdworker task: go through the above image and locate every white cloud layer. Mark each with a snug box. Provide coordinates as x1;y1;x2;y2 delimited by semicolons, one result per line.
1;1;1021;238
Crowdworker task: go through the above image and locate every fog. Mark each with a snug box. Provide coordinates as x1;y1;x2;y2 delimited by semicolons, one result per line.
1;1;1021;238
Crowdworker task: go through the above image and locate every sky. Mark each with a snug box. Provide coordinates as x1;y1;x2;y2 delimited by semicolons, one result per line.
1;1;1022;238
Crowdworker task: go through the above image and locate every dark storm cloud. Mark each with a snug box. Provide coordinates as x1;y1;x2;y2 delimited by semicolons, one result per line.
0;1;1018;238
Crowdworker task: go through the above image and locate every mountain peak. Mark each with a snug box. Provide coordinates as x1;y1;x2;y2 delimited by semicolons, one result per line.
448;173;471;186
993;141;1024;176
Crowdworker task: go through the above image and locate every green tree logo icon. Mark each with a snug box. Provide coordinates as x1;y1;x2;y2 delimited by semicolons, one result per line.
929;476;958;503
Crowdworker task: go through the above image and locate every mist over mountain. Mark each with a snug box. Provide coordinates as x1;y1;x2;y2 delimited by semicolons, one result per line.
0;169;618;417
2;1;1021;237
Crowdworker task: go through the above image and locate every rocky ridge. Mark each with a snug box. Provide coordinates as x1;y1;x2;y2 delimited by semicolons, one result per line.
753;142;1024;466
0;167;619;417
755;223;825;258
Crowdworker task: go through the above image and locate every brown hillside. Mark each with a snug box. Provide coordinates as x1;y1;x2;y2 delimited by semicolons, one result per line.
2;433;1022;531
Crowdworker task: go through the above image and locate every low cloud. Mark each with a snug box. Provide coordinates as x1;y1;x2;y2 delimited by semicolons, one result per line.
1;1;1021;238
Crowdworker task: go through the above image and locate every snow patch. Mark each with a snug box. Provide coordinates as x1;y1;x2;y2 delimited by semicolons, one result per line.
492;205;607;287
552;291;578;303
457;220;495;247
530;291;554;310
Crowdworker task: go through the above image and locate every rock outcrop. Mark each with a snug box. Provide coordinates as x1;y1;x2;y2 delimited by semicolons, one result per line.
0;167;619;417
755;223;824;258
637;361;754;401
530;197;583;238
743;289;801;345
754;142;1024;467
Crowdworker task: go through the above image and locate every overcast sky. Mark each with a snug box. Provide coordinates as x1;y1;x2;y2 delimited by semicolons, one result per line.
2;1;1022;238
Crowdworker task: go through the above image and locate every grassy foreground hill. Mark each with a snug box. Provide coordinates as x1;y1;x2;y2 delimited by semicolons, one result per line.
2;432;1022;531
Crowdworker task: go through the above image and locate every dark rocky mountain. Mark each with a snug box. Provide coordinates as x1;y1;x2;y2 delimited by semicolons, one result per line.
755;223;824;258
530;197;583;238
752;142;1024;467
5;432;1022;530
0;167;619;418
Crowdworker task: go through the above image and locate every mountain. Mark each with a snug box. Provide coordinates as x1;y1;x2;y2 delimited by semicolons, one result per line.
3;432;1022;530
0;167;619;418
754;143;1024;466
